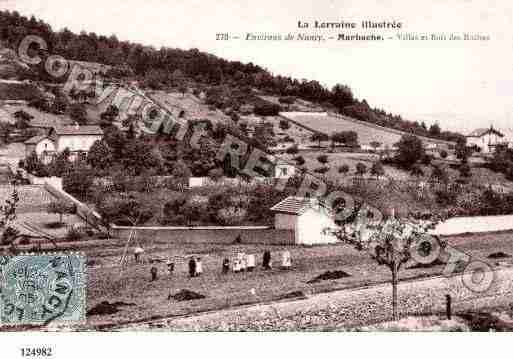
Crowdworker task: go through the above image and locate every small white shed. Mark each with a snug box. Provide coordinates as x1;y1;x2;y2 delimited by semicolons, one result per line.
270;196;338;245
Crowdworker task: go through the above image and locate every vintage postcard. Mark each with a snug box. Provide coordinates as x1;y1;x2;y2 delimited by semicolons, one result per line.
0;0;513;355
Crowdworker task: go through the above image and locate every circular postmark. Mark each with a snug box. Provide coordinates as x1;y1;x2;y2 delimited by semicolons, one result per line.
0;255;85;326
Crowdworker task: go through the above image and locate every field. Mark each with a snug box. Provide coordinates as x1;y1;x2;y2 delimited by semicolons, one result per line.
4;229;507;330
0;81;43;101
148;90;231;124
280;112;454;148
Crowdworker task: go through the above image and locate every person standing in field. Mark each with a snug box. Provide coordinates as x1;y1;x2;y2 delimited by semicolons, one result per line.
222;258;230;274
233;257;241;273
262;250;272;270
188;257;196;278
134;247;144;263
246;254;255;272
166;259;174;275
239;253;247;272
150;266;158;281
196;257;203;276
281;250;292;270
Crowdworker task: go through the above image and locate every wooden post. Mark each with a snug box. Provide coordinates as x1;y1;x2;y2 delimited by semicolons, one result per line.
392;261;398;321
446;294;452;320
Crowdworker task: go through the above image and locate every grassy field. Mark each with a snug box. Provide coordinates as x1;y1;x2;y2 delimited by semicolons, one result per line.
281;112;453;148
28;229;509;329
0;82;43;101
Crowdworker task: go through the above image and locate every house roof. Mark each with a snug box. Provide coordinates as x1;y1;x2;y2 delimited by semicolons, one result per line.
270;196;331;215
52;125;104;136
467;127;504;138
24;135;49;145
28;117;73;128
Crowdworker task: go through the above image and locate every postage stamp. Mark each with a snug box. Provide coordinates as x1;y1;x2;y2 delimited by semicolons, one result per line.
0;254;86;326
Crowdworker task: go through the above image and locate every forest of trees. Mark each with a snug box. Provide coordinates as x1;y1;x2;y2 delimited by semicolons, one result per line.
0;10;463;143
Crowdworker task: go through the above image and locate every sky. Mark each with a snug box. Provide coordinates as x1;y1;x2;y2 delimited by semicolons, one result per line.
3;0;513;135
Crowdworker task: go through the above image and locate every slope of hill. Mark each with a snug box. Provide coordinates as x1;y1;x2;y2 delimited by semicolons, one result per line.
280;112;454;148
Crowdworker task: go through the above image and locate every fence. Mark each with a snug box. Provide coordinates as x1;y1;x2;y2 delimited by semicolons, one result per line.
110;226;295;245
432;214;513;236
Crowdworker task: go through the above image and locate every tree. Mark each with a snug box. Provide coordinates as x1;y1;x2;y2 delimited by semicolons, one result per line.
1;186;20;246
311;132;329;147
338;164;349;175
63;162;95;200
69;103;88;125
331;131;358;147
459;163;471;178
13;110;33;129
279;119;290;131
455;137;471;164
100;105;119;127
371;161;385;178
395;135;425;168
429;123;441;137
47;149;71;177
410;164;424;178
294;156;305;166
121;139;162;176
331;216;443;320
331;84;354;111
87;140;113;173
317;154;329;165
370;141;382;152
47;200;75;224
356;162;367;177
0;122;11;145
430;165;449;185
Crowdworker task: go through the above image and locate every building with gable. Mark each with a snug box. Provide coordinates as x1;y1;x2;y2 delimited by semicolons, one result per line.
25;124;103;163
466;126;507;154
270;196;338;245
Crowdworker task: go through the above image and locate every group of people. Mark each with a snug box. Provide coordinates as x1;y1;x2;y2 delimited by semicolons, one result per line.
188;257;203;278
141;250;293;281
222;250;292;274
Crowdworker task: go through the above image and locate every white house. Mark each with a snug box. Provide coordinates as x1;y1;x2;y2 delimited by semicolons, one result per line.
25;125;103;163
24;135;56;164
466;126;506;154
274;161;296;179
270;196;338;245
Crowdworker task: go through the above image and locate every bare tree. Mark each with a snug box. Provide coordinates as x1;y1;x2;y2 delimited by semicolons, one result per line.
1;186;20;249
329;214;443;320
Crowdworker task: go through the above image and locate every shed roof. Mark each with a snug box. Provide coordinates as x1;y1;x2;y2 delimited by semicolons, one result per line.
270;196;331;215
52;125;103;136
24;135;48;145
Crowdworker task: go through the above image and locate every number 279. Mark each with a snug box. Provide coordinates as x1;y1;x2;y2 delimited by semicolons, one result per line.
216;33;229;40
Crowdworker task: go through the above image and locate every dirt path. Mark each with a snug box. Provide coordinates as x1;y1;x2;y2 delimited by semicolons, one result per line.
115;266;513;331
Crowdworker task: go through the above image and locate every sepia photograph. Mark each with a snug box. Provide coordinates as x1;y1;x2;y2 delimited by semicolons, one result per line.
1;0;513;356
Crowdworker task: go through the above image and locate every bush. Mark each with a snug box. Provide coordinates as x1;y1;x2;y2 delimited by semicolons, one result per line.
421;154;433;166
317;154;329;164
279;119;291;131
286;144;299;154
314;166;330;174
395;135;425;168
254;103;281;116
355;162;367;176
216;206;247;225
338;164;350;174
278;96;295;105
294;156;305;166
